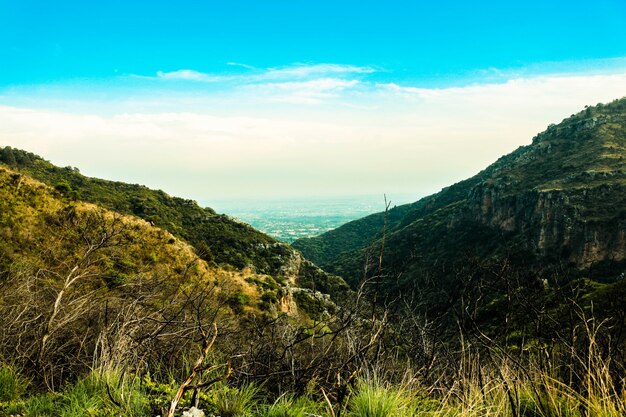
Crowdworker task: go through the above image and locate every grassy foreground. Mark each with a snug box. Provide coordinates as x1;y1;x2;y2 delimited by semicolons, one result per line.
1;344;624;417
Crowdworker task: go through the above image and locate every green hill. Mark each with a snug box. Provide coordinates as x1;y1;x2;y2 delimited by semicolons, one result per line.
0;160;354;398
293;98;626;343
0;147;348;297
295;98;626;284
0;165;254;387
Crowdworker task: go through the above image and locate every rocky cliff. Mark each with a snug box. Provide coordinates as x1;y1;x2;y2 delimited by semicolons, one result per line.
294;98;626;288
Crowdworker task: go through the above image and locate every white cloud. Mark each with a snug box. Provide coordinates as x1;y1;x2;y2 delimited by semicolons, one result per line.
145;63;376;86
248;78;361;104
142;64;373;105
226;62;256;70
2;65;626;200
155;69;226;82
377;72;626;104
259;63;376;79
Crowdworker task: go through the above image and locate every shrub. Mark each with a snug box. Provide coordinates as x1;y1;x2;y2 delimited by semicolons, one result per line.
228;291;251;313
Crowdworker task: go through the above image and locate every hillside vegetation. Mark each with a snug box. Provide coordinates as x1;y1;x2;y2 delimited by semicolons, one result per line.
0;161;389;417
0;146;348;297
295;99;626;284
294;98;626;316
292;98;626;406
1;99;626;416
0;165;333;383
0;148;283;273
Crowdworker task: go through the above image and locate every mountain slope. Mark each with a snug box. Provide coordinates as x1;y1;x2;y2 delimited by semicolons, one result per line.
0;162;361;396
294;98;626;290
0;147;349;297
0;164;259;386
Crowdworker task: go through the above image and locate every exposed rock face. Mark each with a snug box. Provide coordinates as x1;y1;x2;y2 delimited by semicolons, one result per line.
465;185;626;267
278;286;298;313
278;248;303;284
457;108;626;268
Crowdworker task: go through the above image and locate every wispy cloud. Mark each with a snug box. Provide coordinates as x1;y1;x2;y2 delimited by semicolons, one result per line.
259;63;376;80
3;60;626;199
247;78;361;104
149;63;376;84
226;62;256;70
156;69;225;82
146;61;626;107
145;63;376;105
375;72;626;107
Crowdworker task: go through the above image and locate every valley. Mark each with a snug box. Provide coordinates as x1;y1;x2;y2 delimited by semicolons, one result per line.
212;196;416;242
3;2;626;415
1;98;626;416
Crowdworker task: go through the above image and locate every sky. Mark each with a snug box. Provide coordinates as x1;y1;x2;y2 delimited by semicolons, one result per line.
1;1;626;204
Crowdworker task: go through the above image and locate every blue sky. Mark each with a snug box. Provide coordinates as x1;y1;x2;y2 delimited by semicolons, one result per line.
1;1;626;201
2;0;626;85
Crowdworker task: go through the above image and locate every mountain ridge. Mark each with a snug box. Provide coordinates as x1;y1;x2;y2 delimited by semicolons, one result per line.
293;98;626;288
0;147;350;299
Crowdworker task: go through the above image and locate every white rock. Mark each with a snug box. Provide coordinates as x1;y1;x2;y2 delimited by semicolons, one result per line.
182;407;205;417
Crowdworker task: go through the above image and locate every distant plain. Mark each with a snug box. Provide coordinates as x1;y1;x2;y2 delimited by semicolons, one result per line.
209;194;417;242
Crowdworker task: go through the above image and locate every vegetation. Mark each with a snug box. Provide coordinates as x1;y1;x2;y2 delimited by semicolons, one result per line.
294;97;626;335
212;383;260;417
0;365;29;402
1;341;625;416
346;381;413;417
0;162;358;415
295;97;626;281
0;146;316;279
1;99;626;416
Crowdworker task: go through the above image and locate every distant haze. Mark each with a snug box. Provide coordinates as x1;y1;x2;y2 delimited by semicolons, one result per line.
209;194;417;242
1;2;626;204
3;68;626;204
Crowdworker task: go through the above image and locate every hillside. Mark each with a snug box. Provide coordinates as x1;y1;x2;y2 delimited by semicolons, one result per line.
0;165;254;387
0;147;348;297
293;98;626;348
0;164;421;417
0;163;362;399
294;98;626;283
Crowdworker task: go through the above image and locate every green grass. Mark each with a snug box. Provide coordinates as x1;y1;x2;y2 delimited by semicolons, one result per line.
0;361;623;417
1;392;60;417
347;380;414;417
0;365;29;402
211;383;260;417
57;369;149;417
257;395;320;417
